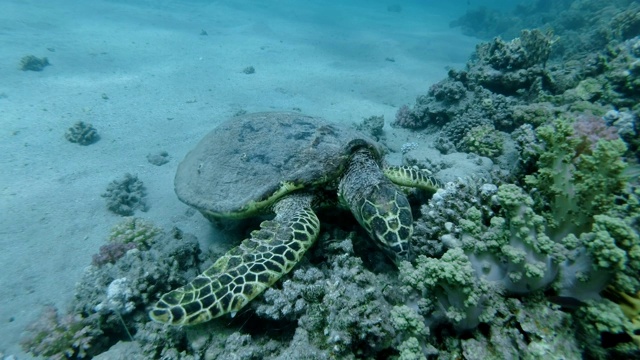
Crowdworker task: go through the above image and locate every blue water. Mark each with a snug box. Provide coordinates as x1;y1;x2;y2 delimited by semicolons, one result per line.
3;0;636;359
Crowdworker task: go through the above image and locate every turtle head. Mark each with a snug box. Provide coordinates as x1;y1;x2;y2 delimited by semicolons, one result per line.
353;181;414;264
339;148;413;265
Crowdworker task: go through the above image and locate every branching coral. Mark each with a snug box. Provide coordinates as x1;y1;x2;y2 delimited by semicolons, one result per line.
475;29;554;71
108;217;162;248
92;242;137;267
65;121;99;145
459;124;505;159
92;218;162;267
252;235;397;357
101;174;148;216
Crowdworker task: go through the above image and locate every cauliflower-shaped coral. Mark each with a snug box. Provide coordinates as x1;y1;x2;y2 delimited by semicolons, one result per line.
399;247;496;331
92;218;162;267
459;124;505;159
525;117;627;240
475;29;554;71
255;267;325;321
560;187;640;298
574;298;640;359
65;121;99;145
461;184;563;294
108;217;161;248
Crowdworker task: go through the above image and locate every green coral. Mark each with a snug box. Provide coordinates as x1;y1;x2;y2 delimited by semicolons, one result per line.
460;124;504;159
572;78;606;102
578;189;640;294
511;103;564;128
391;305;428;339
108;217;162;249
574;299;639;359
399;248;493;331
397;337;427;360
525;117;627;240
458;184;562;294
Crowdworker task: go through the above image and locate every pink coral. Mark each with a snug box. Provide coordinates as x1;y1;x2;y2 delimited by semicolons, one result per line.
20;306;101;359
571;114;619;155
92;242;137;267
393;104;422;129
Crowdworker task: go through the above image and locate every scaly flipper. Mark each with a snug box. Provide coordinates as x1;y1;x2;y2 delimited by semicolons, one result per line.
383;166;441;194
149;194;319;325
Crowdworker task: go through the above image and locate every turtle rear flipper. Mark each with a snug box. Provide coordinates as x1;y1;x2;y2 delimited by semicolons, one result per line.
149;194;319;325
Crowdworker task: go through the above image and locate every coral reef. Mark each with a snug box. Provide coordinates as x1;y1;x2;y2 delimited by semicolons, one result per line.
20;55;50;71
20;306;102;359
107;217;161;248
92;217;162;266
459;124;505;159
450;0;640;61
20;226;204;358
393;28;557;140
356;115;385;140
254;234;398;358
92;242;137;267
23;5;640;359
393;104;422;129
101;174;148;216
65;121;100;145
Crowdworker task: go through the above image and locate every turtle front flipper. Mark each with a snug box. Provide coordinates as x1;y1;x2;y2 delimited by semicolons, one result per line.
339;149;414;265
383;166;441;195
149;194;319;325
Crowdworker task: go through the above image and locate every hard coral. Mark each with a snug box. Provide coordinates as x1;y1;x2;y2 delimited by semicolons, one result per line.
475;29;554;71
108;217;161;248
92;242;137;267
65;121;99;145
393;104;422;129
101;174;148;216
253;235;397;357
459;124;505;159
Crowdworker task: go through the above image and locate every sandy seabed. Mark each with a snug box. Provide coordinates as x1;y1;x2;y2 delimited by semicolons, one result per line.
0;0;477;357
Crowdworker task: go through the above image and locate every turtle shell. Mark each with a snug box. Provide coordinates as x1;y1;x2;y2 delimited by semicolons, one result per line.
174;112;382;219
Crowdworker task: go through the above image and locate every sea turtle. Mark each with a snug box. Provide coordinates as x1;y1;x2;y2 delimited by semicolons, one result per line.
150;112;440;326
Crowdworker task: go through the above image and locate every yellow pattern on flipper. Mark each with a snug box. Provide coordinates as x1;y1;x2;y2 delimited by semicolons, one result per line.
149;194;319;325
383;166;442;193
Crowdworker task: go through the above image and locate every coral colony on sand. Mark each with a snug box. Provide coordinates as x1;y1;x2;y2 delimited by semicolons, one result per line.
20;2;640;359
65;121;100;146
101;174;148;216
